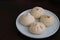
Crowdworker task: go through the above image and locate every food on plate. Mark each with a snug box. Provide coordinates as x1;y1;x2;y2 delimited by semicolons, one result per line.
31;6;45;18
20;13;35;26
19;6;55;35
29;22;46;34
40;15;54;27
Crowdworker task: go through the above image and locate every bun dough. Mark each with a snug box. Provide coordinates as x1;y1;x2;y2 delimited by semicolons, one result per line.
31;7;44;18
20;13;35;26
40;15;54;27
29;22;46;34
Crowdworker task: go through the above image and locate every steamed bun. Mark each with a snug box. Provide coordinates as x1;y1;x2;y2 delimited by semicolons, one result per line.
31;6;44;18
20;13;35;26
29;22;46;34
40;15;54;27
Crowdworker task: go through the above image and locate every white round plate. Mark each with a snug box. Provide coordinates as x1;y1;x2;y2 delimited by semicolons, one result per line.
16;9;60;39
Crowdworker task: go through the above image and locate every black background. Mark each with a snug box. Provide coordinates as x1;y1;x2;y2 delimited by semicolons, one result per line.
0;0;60;40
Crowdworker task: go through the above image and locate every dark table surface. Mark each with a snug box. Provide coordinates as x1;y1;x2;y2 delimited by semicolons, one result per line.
0;0;60;40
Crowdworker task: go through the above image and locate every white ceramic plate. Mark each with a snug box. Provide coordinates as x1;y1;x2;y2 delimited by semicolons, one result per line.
16;9;60;39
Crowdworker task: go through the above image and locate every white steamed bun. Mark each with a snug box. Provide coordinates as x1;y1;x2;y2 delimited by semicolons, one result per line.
29;22;46;34
40;15;54;27
20;13;35;26
31;6;45;18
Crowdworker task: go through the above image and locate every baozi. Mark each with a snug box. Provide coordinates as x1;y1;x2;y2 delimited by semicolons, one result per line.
29;22;46;34
31;6;45;18
40;15;54;27
20;13;35;26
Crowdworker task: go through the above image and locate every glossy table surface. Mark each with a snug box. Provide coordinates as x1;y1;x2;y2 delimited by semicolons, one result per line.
0;0;60;40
